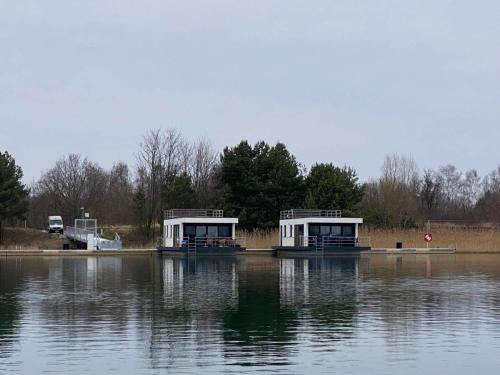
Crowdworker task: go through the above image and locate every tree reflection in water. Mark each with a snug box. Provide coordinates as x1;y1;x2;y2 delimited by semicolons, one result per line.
3;254;500;373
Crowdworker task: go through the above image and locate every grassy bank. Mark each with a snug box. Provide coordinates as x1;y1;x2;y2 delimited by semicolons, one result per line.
0;228;62;250
101;225;156;249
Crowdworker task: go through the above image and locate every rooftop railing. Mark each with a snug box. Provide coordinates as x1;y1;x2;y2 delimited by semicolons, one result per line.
280;209;343;220
165;209;224;219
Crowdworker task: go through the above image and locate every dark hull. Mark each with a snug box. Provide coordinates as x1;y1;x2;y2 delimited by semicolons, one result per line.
157;246;246;255
272;246;371;257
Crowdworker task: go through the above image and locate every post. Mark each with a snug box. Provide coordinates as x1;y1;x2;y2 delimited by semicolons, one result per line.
426;220;430;248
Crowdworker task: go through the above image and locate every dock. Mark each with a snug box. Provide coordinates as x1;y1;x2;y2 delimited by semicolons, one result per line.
65;218;122;250
369;247;456;254
1;249;156;257
1;247;456;257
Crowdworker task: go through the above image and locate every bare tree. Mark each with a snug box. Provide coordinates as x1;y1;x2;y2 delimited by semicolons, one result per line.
105;162;133;224
420;169;442;217
476;167;500;222
30;154;106;226
378;154;421;227
189;138;219;206
381;154;419;187
135;128;185;238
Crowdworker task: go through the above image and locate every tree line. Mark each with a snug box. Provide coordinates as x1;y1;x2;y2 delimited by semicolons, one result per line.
362;154;500;228
1;128;499;243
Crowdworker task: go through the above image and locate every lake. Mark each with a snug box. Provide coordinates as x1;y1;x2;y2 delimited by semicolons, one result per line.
1;254;500;374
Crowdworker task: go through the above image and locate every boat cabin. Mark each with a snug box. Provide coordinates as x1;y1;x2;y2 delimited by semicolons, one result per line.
160;209;245;253
277;209;370;252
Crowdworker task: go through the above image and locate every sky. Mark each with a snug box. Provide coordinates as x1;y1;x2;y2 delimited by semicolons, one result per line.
1;0;499;184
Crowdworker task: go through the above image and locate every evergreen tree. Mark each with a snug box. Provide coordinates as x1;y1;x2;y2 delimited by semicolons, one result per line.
0;151;30;243
305;163;363;215
162;173;196;209
216;141;305;230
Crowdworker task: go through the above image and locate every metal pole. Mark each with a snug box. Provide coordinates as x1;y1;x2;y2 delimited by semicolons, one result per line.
426;220;430;248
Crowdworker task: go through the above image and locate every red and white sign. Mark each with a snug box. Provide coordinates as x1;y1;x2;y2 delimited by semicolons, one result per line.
424;233;433;242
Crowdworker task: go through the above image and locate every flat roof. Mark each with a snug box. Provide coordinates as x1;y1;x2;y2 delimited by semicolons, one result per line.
164;217;239;224
280;217;363;224
165;209;224;219
280;209;343;219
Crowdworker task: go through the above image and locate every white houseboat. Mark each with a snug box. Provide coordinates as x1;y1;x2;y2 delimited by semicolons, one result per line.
274;209;370;254
158;209;246;254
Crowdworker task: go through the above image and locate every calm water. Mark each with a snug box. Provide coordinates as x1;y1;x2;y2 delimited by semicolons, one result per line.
1;254;500;374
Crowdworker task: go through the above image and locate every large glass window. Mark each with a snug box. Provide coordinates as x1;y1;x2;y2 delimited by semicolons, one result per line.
309;224;353;238
184;225;196;237
309;225;319;236
184;224;233;238
342;225;354;236
207;226;218;237
196;226;207;237
219;225;231;238
332;225;342;236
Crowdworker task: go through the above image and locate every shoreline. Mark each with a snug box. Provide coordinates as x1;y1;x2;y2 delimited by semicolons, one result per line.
5;248;500;257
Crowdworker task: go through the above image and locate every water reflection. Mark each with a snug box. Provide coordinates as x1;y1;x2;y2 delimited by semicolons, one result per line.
1;254;500;374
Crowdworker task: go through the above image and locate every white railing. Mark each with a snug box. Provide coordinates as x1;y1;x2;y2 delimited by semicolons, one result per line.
165;209;224;219
321;236;371;248
280;209;343;219
176;236;246;249
297;235;318;247
96;232;122;250
65;226;95;243
297;235;370;249
66;227;122;250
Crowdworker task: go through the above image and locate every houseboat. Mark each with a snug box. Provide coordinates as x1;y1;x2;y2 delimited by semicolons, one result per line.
158;209;246;254
273;209;371;255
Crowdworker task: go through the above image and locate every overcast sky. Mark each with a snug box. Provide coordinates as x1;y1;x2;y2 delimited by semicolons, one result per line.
1;1;499;184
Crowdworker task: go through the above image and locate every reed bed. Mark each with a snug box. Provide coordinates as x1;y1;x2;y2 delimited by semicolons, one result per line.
238;229;279;249
361;227;500;253
239;227;500;252
3;226;500;253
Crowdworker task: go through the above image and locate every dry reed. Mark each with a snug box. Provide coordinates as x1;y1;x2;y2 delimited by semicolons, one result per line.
239;227;500;252
361;227;500;253
237;229;279;249
4;226;500;253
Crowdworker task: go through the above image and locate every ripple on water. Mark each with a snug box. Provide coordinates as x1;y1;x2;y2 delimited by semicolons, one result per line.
2;254;500;374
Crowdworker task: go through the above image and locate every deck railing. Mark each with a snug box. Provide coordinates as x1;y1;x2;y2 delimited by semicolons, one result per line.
65;226;96;243
165;209;224;219
297;235;370;249
321;236;371;248
176;236;246;249
296;235;318;247
96;232;122;250
280;209;343;219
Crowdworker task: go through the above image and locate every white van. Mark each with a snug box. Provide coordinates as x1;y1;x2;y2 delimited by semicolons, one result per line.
48;216;64;234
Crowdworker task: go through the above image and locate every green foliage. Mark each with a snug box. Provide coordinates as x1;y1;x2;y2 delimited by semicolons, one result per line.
305;163;363;214
0;151;30;243
161;173;196;209
216;141;305;230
